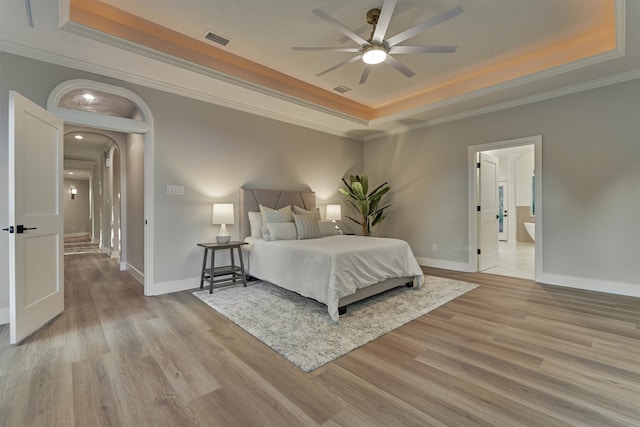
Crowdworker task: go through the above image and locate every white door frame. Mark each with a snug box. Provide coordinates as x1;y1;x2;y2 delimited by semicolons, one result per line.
468;135;542;280
47;79;155;296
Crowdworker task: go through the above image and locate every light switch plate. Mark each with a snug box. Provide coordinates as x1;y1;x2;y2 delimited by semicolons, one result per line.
166;185;184;195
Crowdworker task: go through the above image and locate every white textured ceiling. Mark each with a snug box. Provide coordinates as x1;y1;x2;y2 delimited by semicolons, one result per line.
101;0;611;107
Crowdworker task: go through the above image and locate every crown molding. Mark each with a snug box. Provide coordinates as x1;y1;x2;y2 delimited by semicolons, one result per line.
364;68;640;142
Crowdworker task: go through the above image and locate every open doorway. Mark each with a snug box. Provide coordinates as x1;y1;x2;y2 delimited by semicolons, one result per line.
63;128;121;257
48;79;155;294
468;136;542;281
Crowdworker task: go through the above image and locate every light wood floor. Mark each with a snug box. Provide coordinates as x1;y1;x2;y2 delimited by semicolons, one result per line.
0;254;638;426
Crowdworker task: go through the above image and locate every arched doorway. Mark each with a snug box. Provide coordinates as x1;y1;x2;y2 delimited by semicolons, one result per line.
47;79;155;296
63;128;122;258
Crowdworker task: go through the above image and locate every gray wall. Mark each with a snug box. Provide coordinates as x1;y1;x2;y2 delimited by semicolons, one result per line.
0;52;363;315
125;131;144;274
364;78;640;290
63;178;91;235
148;89;362;283
2;50;638;321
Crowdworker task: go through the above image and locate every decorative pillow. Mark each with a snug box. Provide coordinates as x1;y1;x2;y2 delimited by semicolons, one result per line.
294;205;320;217
248;211;263;238
318;221;339;237
263;222;297;241
259;205;293;224
294;213;320;240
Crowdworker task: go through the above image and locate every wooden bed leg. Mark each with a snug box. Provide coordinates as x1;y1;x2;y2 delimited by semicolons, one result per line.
405;281;414;288
338;306;347;315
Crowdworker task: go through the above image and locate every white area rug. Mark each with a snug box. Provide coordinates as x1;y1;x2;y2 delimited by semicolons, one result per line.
193;276;478;372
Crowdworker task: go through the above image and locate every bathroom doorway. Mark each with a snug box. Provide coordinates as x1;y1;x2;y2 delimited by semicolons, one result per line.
468;136;542;281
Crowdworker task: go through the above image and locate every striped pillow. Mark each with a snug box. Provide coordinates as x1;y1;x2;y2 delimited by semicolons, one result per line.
293;213;320;240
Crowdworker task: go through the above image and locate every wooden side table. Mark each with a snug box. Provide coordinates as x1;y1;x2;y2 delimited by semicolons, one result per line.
197;241;248;293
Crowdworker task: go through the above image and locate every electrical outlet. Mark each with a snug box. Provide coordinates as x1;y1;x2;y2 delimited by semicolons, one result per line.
432;244;438;252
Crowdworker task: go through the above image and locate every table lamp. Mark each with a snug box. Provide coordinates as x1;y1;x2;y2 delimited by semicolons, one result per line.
212;203;234;243
326;204;343;234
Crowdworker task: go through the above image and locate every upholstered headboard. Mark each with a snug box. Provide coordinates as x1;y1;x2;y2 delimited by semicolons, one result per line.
239;187;316;240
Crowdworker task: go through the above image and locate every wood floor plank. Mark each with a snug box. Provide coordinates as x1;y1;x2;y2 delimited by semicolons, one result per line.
316;365;448;427
0;256;637;426
415;349;635;427
206;320;348;425
133;317;222;403
348;339;572;427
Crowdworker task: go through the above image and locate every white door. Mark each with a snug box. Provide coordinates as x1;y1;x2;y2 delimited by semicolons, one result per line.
478;152;499;271
7;91;64;344
498;181;508;241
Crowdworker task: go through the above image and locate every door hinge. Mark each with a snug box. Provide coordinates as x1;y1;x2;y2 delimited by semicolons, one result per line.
477;248;481;255
2;226;14;234
476;162;481;168
476;206;481;212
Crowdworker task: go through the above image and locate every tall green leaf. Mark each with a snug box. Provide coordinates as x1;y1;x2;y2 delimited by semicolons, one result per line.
338;174;391;236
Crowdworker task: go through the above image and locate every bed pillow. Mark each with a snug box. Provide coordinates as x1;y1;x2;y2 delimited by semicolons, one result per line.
294;205;320;217
259;204;293;224
263;222;297;241
248;211;263;238
318;221;339;237
293;213;320;239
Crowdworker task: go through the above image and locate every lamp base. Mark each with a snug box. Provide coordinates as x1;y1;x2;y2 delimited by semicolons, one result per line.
216;235;231;244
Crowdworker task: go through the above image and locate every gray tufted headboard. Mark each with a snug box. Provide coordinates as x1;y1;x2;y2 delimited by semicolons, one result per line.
239;187;316;240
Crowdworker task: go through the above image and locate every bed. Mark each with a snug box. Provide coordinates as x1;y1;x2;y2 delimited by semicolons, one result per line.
239;187;425;321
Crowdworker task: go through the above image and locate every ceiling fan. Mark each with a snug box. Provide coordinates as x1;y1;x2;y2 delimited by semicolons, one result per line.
292;0;463;85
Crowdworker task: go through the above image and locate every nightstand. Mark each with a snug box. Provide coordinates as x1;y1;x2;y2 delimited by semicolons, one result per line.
197;241;247;293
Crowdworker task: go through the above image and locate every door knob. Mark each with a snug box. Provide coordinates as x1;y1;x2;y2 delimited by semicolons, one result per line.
16;225;37;233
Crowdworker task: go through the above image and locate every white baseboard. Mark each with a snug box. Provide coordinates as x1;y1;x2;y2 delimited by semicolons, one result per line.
110;250;120;259
417;257;639;298
415;257;473;272
125;263;144;285
0;307;9;325
150;276;201;296
538;273;640;298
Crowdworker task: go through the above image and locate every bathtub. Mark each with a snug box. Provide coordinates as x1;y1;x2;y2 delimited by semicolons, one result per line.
524;222;535;242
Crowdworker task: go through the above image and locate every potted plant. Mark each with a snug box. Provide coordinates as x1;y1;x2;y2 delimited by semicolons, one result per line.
339;175;390;236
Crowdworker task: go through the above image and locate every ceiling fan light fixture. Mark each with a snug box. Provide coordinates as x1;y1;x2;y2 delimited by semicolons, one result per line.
362;44;387;65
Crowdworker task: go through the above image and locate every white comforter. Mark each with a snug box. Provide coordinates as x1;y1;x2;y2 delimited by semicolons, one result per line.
243;235;424;321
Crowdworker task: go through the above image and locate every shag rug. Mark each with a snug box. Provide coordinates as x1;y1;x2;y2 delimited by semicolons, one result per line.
193;276;478;372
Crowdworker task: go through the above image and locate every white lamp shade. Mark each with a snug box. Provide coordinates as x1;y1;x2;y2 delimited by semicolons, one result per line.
70;188;78;195
326;204;342;221
212;203;234;225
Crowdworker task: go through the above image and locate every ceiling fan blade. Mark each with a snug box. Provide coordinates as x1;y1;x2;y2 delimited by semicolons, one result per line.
312;9;369;47
359;65;373;85
339;23;370;44
385;55;415;78
385;5;463;47
372;0;398;44
389;45;458;54
315;55;363;77
292;47;361;53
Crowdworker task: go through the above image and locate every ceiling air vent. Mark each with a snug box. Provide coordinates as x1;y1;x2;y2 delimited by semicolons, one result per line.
203;30;230;47
333;86;351;94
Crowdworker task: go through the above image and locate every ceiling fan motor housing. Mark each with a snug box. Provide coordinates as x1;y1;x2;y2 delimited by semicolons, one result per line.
367;8;381;25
